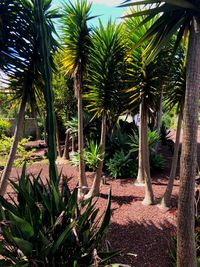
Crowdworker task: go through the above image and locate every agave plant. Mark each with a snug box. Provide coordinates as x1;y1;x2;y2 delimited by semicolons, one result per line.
0;164;117;266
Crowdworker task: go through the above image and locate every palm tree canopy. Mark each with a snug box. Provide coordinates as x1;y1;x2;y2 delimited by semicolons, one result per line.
120;0;200;64
85;20;128;120
61;0;93;75
164;48;186;113
124;9;171;113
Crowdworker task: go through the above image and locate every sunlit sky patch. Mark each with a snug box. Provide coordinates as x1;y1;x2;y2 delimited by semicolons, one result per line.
53;0;125;27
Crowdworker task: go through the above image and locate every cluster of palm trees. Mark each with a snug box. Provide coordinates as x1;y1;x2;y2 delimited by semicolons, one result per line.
0;0;199;266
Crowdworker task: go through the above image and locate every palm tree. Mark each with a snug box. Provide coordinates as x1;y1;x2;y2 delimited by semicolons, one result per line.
121;1;200;265
160;50;186;208
0;0;42;195
125;11;163;205
0;0;59;194
84;20;128;197
52;50;76;160
61;0;93;190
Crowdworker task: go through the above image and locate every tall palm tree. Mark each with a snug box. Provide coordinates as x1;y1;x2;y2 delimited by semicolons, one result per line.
160;50;186;208
121;1;200;265
84;20;128;197
52;50;76;160
61;0;93;190
125;11;164;205
0;0;59;194
0;0;42;195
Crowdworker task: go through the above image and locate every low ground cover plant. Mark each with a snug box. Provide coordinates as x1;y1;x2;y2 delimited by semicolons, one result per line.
0;164;116;266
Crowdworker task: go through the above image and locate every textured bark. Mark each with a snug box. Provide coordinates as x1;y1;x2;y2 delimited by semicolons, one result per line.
160;111;182;208
0;95;27;196
71;134;76;153
177;17;200;267
155;90;163;152
56;117;62;158
32;105;40;140
86;113;107;198
136;102;145;184
63;112;70;160
76;70;87;188
141;102;154;205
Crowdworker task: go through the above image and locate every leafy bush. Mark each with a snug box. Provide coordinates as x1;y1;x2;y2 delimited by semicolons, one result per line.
106;150;137;179
160;122;171;145
0;164;116;266
128;129;160;154
0;135;35;166
106;130;130;161
71;140;102;171
0;119;10;137
150;153;166;171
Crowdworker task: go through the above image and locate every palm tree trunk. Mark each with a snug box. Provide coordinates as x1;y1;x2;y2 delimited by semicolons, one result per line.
136;102;145;184
31;104;40;140
71;134;76;153
63;112;70;160
76;70;87;188
86;112;107;198
160;111;182;208
142;102;154;205
177;16;200;267
155;89;163;152
56;116;62;158
0;94;27;196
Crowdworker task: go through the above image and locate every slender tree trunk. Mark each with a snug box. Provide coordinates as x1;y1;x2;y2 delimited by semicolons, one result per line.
63;112;70;160
72;134;76;153
55;116;62;158
0;94;27;196
136;102;145;184
31;105;40;140
160;111;182;208
155;89;163;152
177;17;200;267
142;101;154;205
86;113;107;198
76;70;87;188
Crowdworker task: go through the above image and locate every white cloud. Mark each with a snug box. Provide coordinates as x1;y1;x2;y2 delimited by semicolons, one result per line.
91;0;122;6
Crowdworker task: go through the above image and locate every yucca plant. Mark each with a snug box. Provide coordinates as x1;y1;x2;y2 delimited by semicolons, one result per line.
121;1;200;264
0;0;59;194
0;164;117;266
61;0;94;190
160;49;186;208
84;20;128;198
124;10;161;204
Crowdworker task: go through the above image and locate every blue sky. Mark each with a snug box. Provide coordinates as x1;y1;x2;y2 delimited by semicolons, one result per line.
53;0;126;27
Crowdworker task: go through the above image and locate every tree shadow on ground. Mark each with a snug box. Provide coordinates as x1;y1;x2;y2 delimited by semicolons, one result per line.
105;219;175;267
100;193;143;206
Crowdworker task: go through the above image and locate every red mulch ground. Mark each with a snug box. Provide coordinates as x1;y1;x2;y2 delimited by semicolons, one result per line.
7;154;178;267
6;129;200;266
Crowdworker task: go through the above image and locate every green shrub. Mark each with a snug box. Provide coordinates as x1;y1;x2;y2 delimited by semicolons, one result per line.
0;164;117;266
150;153;166;172
71;140;102;171
128;129;159;154
0;119;10;137
0;135;35;166
106;150;137;179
